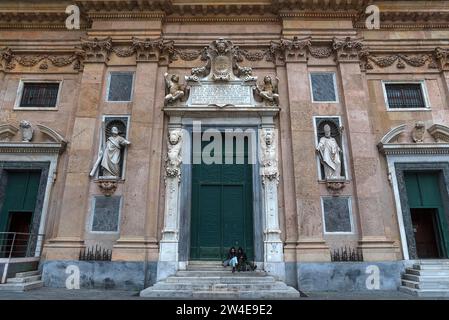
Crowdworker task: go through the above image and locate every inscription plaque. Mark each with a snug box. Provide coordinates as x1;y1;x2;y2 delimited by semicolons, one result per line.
189;83;253;107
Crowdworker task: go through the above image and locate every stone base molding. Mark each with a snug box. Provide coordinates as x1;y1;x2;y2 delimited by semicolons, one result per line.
357;237;399;261
112;238;159;261
43;237;86;260
295;239;331;262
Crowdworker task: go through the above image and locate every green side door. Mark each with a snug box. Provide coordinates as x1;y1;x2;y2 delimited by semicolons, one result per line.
0;171;40;233
404;172;449;258
190;134;254;261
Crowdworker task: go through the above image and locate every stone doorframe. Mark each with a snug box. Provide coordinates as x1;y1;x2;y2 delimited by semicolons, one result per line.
0;156;58;257
391;161;449;260
378;123;449;260
0;123;66;256
157;111;285;281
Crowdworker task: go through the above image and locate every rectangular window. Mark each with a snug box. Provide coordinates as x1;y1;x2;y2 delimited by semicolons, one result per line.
310;72;338;103
322;197;353;234
19;82;60;108
107;72;134;102
383;82;428;110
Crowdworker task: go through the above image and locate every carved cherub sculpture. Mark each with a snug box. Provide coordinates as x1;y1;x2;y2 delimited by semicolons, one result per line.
19;120;33;142
164;73;185;105
260;128;279;182
166;129;183;179
254;76;279;106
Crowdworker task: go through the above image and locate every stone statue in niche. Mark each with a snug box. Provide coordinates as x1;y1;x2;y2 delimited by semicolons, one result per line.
254;76;279;106
166;129;183;181
412;121;425;143
90;126;131;178
316;124;343;180
260;128;279;183
164;73;185;105
19;120;33;142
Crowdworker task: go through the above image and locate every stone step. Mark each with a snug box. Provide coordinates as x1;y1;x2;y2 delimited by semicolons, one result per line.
399;286;449;298
0;280;43;292
152;281;289;291
177;271;267;277
193;289;300;299
405;268;449;277
7;275;41;283
413;264;449;270
141;288;300;299
166;276;276;284
402;279;449;290
140;289;194;299
14;270;40;278
415;260;449;265
189;261;223;265
403;274;449;283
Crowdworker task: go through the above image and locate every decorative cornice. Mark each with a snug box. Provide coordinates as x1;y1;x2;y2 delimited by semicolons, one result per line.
87;11;165;20
2;37;449;73
164;16;279;23
362;53;438;71
279;11;359;19
0;11;91;30
378;143;449;156
0;143;65;154
0;47;84;72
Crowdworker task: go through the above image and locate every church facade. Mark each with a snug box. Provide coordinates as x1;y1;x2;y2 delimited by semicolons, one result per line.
1;0;449;293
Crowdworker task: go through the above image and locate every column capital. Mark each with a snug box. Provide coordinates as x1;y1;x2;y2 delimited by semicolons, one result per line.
332;37;366;64
269;36;312;63
435;47;449;71
80;37;113;64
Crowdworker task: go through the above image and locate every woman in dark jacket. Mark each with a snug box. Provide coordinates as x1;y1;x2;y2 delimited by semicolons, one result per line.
237;247;257;272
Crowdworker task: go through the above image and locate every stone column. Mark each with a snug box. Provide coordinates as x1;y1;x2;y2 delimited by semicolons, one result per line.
281;39;330;262
334;38;396;261
112;48;160;261
157;120;183;281
276;64;299;264
44;38;112;259
260;124;285;280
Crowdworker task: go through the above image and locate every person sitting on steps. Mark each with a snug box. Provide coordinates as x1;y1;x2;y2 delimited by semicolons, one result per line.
237;247;257;272
223;247;238;273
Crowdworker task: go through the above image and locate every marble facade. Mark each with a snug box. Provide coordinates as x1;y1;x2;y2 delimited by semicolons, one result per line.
1;0;449;290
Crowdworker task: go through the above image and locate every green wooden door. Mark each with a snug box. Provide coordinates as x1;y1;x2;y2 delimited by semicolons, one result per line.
190;135;254;261
0;171;40;233
404;172;449;258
